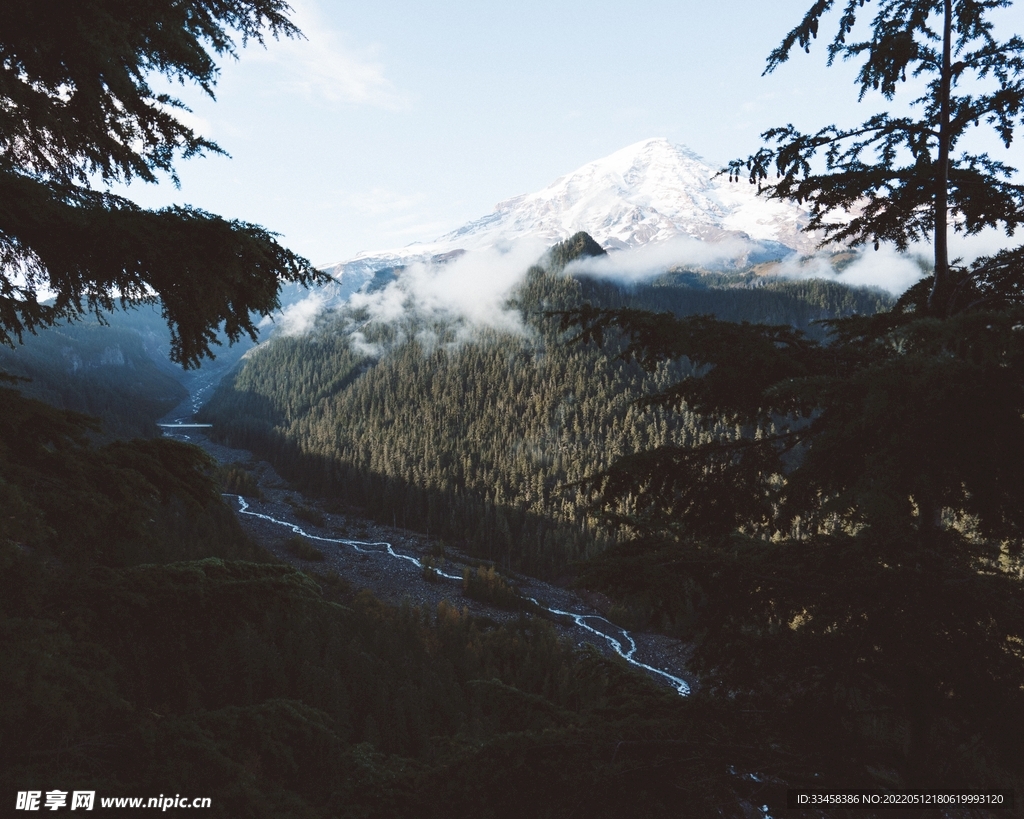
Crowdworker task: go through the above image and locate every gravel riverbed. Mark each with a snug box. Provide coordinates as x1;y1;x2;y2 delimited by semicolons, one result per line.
169;428;695;694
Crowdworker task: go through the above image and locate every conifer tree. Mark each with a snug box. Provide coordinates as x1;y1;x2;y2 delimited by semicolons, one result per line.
729;0;1024;314
564;0;1024;788
0;0;326;367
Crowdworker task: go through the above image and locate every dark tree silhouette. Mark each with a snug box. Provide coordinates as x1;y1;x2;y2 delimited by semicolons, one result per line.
729;0;1024;315
563;1;1024;789
0;0;328;366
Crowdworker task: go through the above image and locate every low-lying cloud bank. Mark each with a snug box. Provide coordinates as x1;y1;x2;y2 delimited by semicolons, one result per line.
267;289;332;337
564;235;763;283
776;228;1016;295
775;246;927;295
347;238;547;334
564;234;927;295
265;228;1019;347
567;228;1018;296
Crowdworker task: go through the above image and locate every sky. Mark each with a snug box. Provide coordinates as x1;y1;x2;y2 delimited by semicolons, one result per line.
117;0;1024;269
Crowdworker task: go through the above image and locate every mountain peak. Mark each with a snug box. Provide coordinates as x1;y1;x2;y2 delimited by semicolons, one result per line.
431;138;812;254
322;138;818;293
548;231;608;271
592;136;707;168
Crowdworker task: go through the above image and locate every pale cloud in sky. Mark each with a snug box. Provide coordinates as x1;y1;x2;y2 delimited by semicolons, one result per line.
257;0;405;109
338;187;426;216
372;220;463;246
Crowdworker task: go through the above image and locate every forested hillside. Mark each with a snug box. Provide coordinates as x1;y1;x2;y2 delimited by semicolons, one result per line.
200;235;891;580
0;305;257;438
1;385;762;818
0;311;187;438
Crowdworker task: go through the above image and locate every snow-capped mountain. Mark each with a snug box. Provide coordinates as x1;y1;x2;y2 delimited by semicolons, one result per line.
318;138;819;300
437;138;816;253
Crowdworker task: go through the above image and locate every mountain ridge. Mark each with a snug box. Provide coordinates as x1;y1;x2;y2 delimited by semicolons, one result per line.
317;138;820;301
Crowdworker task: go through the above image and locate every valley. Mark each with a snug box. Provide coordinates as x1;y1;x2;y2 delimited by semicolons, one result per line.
7;1;1024;810
166;235;893;703
5;225;1020;815
200;250;890;584
170;425;694;694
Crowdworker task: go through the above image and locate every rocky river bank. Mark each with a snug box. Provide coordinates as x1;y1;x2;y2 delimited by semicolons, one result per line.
164;425;696;695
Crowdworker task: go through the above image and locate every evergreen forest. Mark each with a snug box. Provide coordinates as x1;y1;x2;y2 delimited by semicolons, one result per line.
5;0;1024;812
1;385;775;818
200;240;891;584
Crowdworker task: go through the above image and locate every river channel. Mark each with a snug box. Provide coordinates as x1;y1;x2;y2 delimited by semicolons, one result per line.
161;386;694;697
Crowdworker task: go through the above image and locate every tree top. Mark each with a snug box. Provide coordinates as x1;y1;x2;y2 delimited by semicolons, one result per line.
0;1;329;367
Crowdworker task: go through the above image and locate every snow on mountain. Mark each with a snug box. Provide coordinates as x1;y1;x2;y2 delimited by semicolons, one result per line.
315;138;820;301
439;138;816;253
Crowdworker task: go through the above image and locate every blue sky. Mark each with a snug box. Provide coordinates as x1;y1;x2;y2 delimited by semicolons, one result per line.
119;0;1023;267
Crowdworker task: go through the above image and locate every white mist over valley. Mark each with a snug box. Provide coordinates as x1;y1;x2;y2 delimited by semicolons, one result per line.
271;138;940;337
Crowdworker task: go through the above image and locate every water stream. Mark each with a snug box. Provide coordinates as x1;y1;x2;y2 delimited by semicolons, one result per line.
229;495;690;696
164;367;690;697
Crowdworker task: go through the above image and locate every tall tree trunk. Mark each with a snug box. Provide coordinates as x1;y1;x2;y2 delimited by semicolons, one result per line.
929;0;953;314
